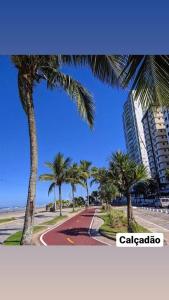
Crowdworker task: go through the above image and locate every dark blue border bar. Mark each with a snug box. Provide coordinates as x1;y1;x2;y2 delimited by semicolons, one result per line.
0;0;169;53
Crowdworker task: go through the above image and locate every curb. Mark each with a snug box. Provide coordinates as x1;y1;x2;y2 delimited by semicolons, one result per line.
138;207;169;214
99;229;116;241
88;210;112;246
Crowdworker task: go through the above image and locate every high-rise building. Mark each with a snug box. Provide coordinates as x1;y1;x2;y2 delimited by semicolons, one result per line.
142;107;169;184
163;108;169;143
123;93;150;175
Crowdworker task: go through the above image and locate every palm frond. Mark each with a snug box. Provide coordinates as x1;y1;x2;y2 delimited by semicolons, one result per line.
119;55;169;109
109;151;148;194
45;162;54;170
39;174;55;181
46;70;94;128
48;182;56;196
60;55;123;86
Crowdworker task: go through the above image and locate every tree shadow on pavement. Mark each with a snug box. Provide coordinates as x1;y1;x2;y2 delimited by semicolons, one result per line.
59;227;89;236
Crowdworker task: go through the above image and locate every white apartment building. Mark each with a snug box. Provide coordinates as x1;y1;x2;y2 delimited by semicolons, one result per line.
123;93;150;175
142;107;169;184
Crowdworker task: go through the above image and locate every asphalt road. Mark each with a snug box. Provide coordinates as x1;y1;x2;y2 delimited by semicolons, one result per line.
133;207;169;231
40;208;104;246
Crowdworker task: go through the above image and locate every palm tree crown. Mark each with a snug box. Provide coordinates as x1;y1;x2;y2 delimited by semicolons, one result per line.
91;167;109;187
12;55;95;127
109;151;148;195
66;163;84;187
117;55;169;109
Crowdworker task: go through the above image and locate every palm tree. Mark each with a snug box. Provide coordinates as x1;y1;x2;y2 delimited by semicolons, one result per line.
40;161;58;212
11;55;121;245
39;153;71;216
91;167;109;205
66;163;85;212
80;160;92;206
116;55;169;109
100;182;118;211
109;151;148;232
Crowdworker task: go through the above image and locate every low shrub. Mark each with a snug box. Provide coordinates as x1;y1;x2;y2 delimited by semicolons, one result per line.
107;209;126;228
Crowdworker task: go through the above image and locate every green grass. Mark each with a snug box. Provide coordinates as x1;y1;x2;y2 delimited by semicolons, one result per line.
3;226;48;246
3;231;22;246
0;217;16;224
33;225;48;233
100;208;149;240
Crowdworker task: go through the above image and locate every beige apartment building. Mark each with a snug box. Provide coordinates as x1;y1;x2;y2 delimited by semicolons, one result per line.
142;107;169;185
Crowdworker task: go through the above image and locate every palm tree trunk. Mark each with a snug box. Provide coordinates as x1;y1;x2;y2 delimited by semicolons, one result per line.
86;182;89;206
127;192;134;233
59;185;62;216
20;91;37;245
72;184;75;212
106;200;109;211
53;184;56;212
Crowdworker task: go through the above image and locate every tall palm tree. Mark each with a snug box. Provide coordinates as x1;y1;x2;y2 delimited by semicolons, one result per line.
91;167;110;205
66;163;85;212
109;151;148;232
80;160;92;206
40;162;58;212
12;55;121;245
39;153;71;216
117;55;169;109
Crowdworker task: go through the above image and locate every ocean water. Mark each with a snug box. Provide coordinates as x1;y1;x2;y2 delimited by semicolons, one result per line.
0;204;45;213
0;206;26;213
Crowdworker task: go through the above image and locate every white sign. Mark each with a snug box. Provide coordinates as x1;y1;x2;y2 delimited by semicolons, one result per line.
116;233;164;247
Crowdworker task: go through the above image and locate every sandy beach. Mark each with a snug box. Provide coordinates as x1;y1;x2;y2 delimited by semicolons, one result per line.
0;206;46;219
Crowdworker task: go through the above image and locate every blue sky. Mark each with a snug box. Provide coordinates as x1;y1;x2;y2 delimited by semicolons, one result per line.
0;56;128;207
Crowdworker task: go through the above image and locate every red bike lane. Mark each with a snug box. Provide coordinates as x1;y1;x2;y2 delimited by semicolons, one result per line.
40;208;105;246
